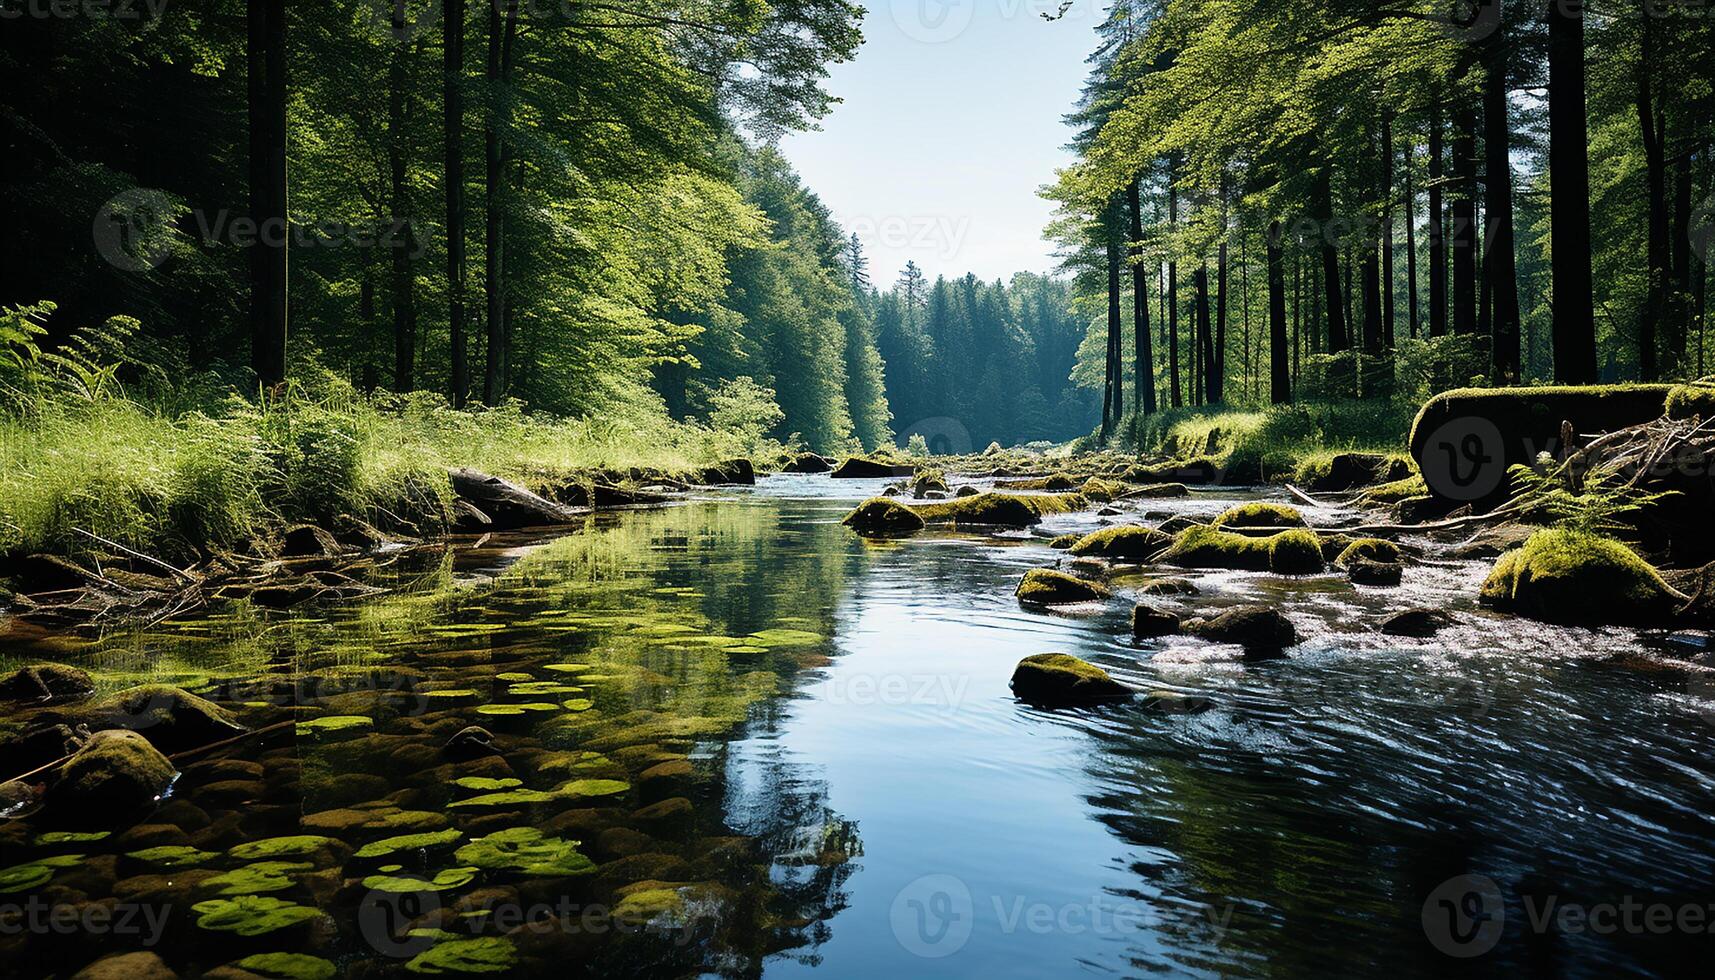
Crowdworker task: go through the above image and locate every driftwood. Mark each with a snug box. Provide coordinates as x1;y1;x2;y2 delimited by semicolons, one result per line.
448;468;584;529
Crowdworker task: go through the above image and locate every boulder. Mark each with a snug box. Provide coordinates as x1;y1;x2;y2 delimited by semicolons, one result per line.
840;498;927;538
49;730;176;821
830;457;915;479
1479;528;1678;626
1334;538;1403;567
73;685;246;753
1048;534;1081;550
955;485;980;497
1211;502;1307;530
71;952;178;980
1131;604;1181;638
1138;577;1200;596
914;492;1084;528
1162;526;1326;575
1347;559;1404;586
1381;609;1456;638
1009;654;1130;707
1187;606;1298;654
1303;452;1413;492
1130;483;1192;499
0;663;94;703
1068;525;1172;562
697;459;756;486
1015;569;1111;606
782;453;833;474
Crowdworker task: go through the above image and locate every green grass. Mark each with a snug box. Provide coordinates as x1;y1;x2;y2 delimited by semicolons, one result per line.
1109;400;1414;483
0;381;774;565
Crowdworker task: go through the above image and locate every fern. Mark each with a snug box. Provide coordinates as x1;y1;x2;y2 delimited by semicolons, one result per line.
0;301;53;407
1507;460;1671;536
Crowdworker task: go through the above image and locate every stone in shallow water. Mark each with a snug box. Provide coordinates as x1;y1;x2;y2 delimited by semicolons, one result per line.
0;663;93;703
1015;569;1111;606
70;951;177;980
48;730;176;823
1131;604;1182;639
1009;654;1130;707
1380;609;1456;638
1347;559;1404;587
1187;606;1299;655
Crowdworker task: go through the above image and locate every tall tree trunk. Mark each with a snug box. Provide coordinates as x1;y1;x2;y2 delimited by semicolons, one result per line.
1547;0;1598;382
1168;171;1182;408
1381;113;1396;347
1452;102;1478;336
1405;140;1420;340
1106;224;1124;429
1428;106;1448;337
1670;144;1695;371
1483;35;1522;383
1636;19;1666;381
1128;179;1157;414
247;0;288;389
1212;242;1228;404
1268;221;1291;404
1292;242;1302;381
388;4;416;393
1314;157;1349;372
445;0;468;406
483;0;518;404
1241;227;1254;398
1195;263;1213;406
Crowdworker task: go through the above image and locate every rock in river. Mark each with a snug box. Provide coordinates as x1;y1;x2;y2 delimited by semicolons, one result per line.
1010;654;1130;707
1069;525;1173;562
1131;604;1181;638
48;730;176;822
1015;569;1111;606
1479;528;1678;626
73;685;247;754
841;498;927;538
1187;606;1298;655
1381;609;1455;638
0;663;94;704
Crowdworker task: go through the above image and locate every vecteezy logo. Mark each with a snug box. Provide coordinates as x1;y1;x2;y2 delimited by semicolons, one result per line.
897;417;973;457
891;0;975;44
1430;0;1504;43
1422;874;1505;957
92;188;177;272
1419;415;1506;501
890;873;974;958
358;886;441;959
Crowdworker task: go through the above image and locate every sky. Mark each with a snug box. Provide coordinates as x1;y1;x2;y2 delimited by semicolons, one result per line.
777;0;1106;286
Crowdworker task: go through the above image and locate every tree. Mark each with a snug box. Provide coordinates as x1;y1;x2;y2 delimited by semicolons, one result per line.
445;0;470;405
249;0;288;389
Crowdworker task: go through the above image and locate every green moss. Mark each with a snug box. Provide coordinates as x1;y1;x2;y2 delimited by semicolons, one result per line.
361;867;479;893
1479;528;1677;625
1161;526;1325;575
1666;381;1715;420
1067;525;1172;561
1078;477;1126;501
202;861;314;896
405;937;518;975
1335;538;1402;566
228;836;337;861
353;829;466;860
453;827;596;877
34;831;109;846
1048;533;1081;550
840;497;927;538
234;953;338;980
0;855;82;894
295;715;372;737
1211;502;1306;529
1268;529;1326;575
453;777;523;792
1015;569;1111;606
192;896;322;936
553;778;630;799
446;789;559;809
126;846;218;868
746;627;823;647
1357;474;1428;505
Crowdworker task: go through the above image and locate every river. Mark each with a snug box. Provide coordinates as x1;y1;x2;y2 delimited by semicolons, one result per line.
2;475;1712;977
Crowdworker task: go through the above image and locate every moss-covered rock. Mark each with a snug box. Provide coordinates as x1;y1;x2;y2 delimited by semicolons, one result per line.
1357;475;1429;506
841;498;927;538
1067;525;1172;562
1666;380;1715;421
1015;569;1111;606
1161;526;1326;575
75;685;246;753
48;730;176;821
1296;452;1415;492
1479;529;1678;625
1048;534;1081;550
1131;482;1192;499
830;457;915;479
1188;606;1298;654
1122;459;1223;485
914;492;1086;528
0;663;94;703
1131;604;1181;638
1078;477;1126;502
997;473;1078;492
1137;576;1200;596
1335;538;1403;567
1211;502;1306;530
1009;654;1130;707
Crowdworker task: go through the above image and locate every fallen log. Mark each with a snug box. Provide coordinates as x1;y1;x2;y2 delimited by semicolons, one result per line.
448;468;582;529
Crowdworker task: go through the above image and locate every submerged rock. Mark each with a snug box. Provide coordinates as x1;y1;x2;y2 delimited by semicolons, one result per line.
1010;654;1130;707
0;663;94;704
74;685;247;754
1131;604;1181;638
1069;525;1172;562
1187;606;1298;654
1479;529;1678;626
1381;609;1456;638
70;952;177;980
841;498;927;539
1348;559;1404;586
49;730;176;821
1015;569;1111;606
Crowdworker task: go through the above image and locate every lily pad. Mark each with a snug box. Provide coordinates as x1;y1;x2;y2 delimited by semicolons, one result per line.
234;953;338;980
423;689;479;701
554;778;630;799
229;836;338;861
560;699;594;712
202;861;314;895
353;829;466;860
746;628;823;648
495;673;533;682
127;845;219;868
452;777;522;792
193;896;322;935
541;663;592;674
34;831;110;845
505;682;583;696
295;715;373;736
362;866;479;893
446;789;558;809
474;703;558;716
405;937;518;974
453;827;596;877
0;855;82;893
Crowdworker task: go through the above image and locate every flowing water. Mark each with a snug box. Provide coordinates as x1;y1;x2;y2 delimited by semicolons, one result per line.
2;476;1713;978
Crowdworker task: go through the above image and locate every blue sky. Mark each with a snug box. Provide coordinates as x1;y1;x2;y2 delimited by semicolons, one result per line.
778;0;1105;286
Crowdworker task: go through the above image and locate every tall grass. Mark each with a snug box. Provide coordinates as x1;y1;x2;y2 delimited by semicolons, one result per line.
1107;399;1416;482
